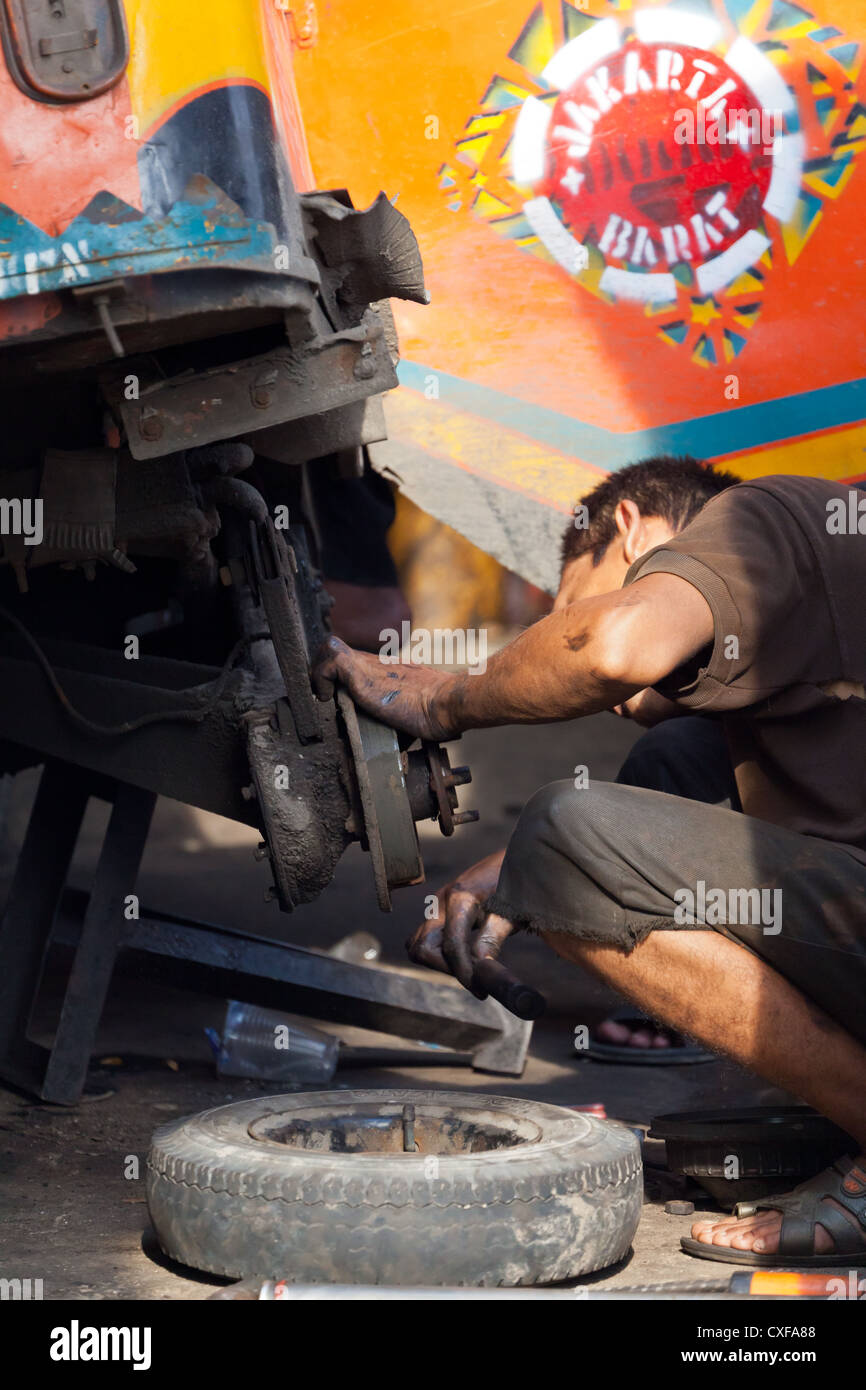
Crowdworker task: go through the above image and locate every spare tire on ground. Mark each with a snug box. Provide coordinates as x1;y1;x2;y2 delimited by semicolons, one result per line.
146;1089;642;1286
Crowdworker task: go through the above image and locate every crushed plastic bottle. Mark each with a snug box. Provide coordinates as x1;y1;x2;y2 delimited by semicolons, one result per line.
206;1001;338;1084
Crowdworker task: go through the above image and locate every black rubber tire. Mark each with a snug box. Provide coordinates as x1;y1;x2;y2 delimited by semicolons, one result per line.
146;1089;642;1286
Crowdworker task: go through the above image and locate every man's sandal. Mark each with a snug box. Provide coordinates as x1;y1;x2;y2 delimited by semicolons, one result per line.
680;1156;866;1267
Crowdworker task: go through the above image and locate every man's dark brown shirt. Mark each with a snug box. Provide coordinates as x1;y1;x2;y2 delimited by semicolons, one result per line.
626;475;866;862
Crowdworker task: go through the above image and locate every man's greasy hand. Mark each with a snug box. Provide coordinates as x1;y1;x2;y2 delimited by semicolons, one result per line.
313;636;461;741
406;851;512;996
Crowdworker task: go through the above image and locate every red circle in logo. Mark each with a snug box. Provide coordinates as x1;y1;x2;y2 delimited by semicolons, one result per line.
543;41;774;270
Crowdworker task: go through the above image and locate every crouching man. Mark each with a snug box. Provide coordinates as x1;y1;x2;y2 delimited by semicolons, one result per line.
314;460;866;1268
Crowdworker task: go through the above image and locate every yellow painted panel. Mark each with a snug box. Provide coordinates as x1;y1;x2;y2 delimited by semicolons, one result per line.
721;424;866;482
384;388;603;515
123;0;271;135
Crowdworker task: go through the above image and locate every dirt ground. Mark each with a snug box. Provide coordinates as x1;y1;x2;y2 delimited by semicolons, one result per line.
0;712;792;1299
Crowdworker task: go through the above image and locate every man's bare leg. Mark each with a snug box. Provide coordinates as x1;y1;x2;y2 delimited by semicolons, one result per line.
539;924;866;1255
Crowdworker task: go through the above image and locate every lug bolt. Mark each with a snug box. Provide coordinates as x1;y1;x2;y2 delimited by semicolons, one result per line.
254;842;270;861
452;810;479;825
353;342;376;380
251;368;278;409
139;407;163;442
444;765;471;787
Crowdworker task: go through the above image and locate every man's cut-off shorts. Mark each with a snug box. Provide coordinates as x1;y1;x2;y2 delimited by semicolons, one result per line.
487;718;866;1046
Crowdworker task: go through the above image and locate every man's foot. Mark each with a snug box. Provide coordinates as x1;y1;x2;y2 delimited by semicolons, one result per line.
683;1157;866;1266
587;1008;714;1062
689;1208;834;1256
595;1015;682;1050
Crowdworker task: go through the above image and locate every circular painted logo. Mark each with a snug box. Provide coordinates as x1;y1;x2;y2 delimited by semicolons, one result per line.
512;8;803;302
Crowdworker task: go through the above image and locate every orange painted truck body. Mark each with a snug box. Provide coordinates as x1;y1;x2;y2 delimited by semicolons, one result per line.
294;0;866;584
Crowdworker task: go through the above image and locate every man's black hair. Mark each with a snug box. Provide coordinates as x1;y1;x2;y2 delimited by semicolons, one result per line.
561;454;741;570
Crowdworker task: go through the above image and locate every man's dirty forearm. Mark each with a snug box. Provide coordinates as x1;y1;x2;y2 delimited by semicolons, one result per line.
432;576;714;733
314;574;713;741
434;596;642;732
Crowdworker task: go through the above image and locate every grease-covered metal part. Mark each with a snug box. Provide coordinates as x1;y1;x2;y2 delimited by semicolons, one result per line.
409;741;477;836
301;190;428;314
243;702;353;911
337;690;423;911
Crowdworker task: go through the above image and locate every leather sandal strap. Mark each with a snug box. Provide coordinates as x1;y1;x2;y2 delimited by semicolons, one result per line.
812;1202;866;1256
749;1158;866;1256
777;1213;819;1257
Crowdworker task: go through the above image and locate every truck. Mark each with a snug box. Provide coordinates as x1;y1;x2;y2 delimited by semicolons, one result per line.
0;1;509;1105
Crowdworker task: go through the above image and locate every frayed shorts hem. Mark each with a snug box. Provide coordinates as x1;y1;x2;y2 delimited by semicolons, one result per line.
485;894;696;952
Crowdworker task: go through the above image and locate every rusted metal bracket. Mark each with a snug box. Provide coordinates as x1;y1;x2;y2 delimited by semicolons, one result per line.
243;395;387;465
104;310;397;460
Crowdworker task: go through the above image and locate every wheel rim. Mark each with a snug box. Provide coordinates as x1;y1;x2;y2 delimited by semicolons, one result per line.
248;1097;544;1155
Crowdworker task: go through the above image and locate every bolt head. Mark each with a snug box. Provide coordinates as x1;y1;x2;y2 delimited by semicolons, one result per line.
139;407;163;441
